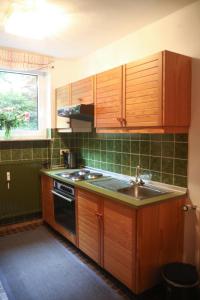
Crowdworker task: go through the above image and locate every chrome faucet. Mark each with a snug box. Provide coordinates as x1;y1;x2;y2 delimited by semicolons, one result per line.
130;165;145;186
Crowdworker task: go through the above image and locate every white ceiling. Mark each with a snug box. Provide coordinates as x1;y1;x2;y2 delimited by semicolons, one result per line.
0;0;196;59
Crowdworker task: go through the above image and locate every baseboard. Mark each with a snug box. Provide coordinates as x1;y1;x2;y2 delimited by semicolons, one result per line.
0;219;43;236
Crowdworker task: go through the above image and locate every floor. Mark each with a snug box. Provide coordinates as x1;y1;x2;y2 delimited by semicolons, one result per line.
0;222;165;300
50;228;165;300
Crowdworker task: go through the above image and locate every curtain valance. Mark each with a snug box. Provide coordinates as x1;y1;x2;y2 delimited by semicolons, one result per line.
0;47;54;71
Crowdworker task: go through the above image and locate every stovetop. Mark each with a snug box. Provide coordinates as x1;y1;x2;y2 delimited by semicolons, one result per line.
56;169;103;181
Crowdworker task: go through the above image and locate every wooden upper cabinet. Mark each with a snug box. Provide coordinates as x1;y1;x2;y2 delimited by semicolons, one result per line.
95;50;191;133
124;51;191;129
41;175;54;227
71;76;94;105
55;84;71;129
77;189;102;264
95;66;123;128
163;51;191;127
56;84;71;107
125;52;163;127
103;199;136;290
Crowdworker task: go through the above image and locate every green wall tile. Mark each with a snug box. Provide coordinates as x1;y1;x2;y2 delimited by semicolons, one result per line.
174;175;187;187
115;153;122;165
140;155;149;169
162;142;174;157
122;153;130;166
175;134;188;142
12;149;22;160
151;171;161;182
0;130;188;190
122;140;131;153
121;166;130;176
115;140;122;152
162;158;174;174
107;140;115;151
101;140;106;150
174;159;188;176
131;141;139;154
131;154;139;167
175;143;188;159
22;148;32;160
140;141;150;155
162;134;174;141
162;173;173;185
1;149;12;161
150;157;161;172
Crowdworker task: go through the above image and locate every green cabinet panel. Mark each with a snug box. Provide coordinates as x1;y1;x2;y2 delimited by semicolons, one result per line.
0;162;42;221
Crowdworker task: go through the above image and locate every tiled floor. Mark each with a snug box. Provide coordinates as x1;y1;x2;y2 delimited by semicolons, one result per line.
0;222;167;300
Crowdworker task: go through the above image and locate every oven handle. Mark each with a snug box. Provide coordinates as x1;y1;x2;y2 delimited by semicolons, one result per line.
51;190;74;203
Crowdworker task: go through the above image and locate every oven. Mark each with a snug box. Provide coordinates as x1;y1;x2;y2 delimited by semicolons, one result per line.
52;180;76;234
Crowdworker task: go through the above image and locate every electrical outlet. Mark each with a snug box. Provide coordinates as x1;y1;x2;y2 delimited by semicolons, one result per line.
60;149;69;155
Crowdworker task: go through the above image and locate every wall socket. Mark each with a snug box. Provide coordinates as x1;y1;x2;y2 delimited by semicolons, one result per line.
60;149;70;155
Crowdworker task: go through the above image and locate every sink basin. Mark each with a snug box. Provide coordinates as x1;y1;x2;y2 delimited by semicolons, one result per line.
118;185;172;200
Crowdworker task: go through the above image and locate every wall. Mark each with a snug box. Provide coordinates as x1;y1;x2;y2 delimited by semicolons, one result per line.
51;1;200;269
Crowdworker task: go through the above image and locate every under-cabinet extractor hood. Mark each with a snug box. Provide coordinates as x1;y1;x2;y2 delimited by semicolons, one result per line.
57;104;94;133
57;104;94;121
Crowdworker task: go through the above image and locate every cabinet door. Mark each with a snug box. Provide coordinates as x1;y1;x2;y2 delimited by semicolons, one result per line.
0;162;42;224
103;199;136;290
95;66;123;128
125;53;162;127
56;85;71;129
71;76;93;105
41;175;54;226
77;189;102;264
136;197;185;293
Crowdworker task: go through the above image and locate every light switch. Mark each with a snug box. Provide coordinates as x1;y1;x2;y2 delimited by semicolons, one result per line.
6;171;10;181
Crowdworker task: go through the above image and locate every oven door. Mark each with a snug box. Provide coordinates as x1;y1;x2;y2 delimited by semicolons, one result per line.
52;190;76;234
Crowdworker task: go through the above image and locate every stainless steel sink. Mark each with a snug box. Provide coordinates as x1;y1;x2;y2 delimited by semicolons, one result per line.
118;185;172;200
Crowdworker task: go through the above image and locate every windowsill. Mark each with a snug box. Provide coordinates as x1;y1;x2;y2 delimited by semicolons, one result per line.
0;137;52;142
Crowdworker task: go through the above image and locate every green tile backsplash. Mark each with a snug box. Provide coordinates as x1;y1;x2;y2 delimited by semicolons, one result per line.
0;140;50;164
0;131;188;188
51;131;188;188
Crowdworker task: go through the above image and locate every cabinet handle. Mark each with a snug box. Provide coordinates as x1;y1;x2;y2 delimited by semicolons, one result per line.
116;117;123;126
122;118;127;127
78;98;83;102
95;211;102;217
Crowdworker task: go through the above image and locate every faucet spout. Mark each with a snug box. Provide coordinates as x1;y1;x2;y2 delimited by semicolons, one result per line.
130;165;145;186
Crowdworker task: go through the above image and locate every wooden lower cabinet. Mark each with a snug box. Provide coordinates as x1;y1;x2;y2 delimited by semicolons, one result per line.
103;199;136;290
136;198;185;293
77;188;185;294
77;189;103;264
41;175;55;227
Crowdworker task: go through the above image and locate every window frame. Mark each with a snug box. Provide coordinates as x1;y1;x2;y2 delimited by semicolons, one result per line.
0;68;51;141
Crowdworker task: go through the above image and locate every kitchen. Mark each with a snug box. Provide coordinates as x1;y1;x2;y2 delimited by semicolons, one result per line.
0;0;200;299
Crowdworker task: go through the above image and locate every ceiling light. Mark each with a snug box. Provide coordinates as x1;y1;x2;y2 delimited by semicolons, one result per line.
4;0;69;40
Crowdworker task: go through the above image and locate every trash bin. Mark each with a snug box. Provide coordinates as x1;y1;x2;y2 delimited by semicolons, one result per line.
161;262;199;300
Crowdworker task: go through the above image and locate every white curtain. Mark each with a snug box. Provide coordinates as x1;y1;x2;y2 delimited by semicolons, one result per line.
0;47;54;71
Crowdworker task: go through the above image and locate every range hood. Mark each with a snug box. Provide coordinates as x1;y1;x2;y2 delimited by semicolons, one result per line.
57;104;94;121
57;118;93;133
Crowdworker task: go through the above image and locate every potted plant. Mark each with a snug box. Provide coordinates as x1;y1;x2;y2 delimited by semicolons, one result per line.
0;107;30;139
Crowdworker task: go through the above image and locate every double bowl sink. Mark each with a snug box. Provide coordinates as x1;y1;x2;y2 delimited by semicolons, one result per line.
88;177;172;200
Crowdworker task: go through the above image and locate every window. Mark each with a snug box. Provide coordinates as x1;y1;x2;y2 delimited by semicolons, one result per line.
0;69;51;140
